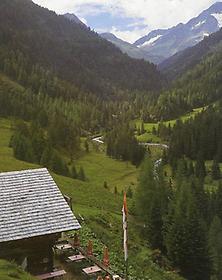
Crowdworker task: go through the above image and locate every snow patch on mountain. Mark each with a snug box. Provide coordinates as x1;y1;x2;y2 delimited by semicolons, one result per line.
211;13;222;28
203;32;210;37
191;20;206;30
195;32;209;42
138;35;162;48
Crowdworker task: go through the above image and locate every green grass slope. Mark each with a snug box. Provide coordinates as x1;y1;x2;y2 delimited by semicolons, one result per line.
135;107;205;143
0;259;35;280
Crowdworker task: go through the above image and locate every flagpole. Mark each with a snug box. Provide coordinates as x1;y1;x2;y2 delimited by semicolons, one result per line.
125;258;128;280
122;192;128;280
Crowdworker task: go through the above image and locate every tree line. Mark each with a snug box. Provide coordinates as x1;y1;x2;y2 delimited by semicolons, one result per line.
10;120;86;180
167;105;222;163
135;157;222;280
154;48;222;120
106;124;145;166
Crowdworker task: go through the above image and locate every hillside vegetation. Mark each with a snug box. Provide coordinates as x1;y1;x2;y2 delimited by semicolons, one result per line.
0;259;35;280
154;46;222;119
0;0;163;96
159;27;222;80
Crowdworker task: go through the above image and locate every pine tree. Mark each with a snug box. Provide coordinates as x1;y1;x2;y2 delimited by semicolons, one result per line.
103;181;108;189
176;158;188;181
208;216;222;280
162;149;168;165
212;158;221;180
70;165;77;179
40;146;52;167
164;181;210;280
195;152;206;178
114;186;118;195
152;126;157;135
126;186;133;198
215;182;222;221
50;152;68;176
78;167;86;181
188;161;194;176
136;157;168;249
141;121;145;134
84;140;89;153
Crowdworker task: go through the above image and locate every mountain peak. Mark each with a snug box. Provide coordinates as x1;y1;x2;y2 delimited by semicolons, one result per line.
199;2;222;17
134;2;222;64
63;13;86;26
100;32;164;64
208;1;222;11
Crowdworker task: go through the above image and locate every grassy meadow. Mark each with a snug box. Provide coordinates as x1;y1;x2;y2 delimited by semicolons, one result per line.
135;107;205;143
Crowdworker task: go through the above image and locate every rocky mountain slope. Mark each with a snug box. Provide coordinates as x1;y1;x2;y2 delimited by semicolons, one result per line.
100;32;162;64
134;2;222;63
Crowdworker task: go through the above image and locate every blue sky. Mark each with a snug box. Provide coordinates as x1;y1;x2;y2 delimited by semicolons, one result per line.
33;0;219;43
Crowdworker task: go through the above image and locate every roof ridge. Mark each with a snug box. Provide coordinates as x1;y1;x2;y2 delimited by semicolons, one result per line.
0;168;48;176
0;168;80;242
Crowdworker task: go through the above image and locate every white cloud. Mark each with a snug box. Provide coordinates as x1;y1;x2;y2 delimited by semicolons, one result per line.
110;26;149;43
32;0;218;42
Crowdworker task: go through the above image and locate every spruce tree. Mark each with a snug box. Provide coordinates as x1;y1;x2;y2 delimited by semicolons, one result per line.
136;157;168;250
208;216;222;280
50;152;68;176
212;158;221;180
215;182;222;221
141;121;145;134
78;167;86;181
40;146;52;168
195;152;206;178
84;140;89;153
103;181;108;189
162;149;168;165
114;186;118;195
188;161;194;176
70;165;77;179
126;186;133;198
164;181;210;280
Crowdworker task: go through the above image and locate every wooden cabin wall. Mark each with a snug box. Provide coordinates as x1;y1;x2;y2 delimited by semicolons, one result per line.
0;233;60;274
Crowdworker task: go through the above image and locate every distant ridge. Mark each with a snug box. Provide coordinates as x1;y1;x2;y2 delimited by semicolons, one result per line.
158;27;222;79
134;2;222;64
100;32;163;64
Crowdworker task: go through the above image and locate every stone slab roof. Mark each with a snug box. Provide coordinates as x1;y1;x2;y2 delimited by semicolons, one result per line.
0;168;80;243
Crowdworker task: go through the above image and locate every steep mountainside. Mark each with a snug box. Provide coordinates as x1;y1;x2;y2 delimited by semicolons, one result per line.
0;0;163;97
100;32;162;64
154;40;222;119
134;2;222;63
159;27;222;79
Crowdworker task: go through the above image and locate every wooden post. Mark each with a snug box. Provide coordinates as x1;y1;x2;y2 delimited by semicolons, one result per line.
125;258;128;280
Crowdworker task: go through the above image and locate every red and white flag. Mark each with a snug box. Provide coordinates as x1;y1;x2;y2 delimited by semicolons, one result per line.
122;192;128;262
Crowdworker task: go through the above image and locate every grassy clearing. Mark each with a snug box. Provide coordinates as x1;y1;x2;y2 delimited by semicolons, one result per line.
137;132;161;143
73;147;138;193
0;118;137;207
135;107;205;143
0;119;38;172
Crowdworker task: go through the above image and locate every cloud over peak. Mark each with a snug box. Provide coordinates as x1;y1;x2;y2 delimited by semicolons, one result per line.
33;0;218;42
